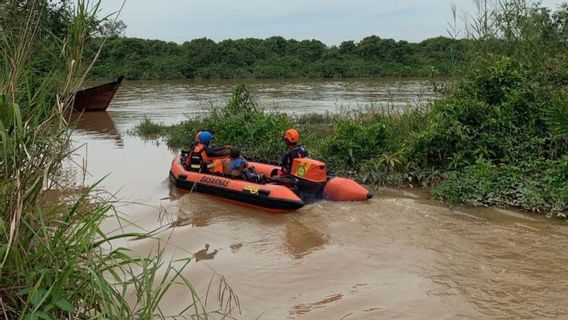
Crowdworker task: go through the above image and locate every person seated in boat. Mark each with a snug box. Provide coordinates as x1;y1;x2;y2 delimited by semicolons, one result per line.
191;130;202;147
184;131;230;172
181;130;202;159
230;148;265;182
280;128;308;175
212;147;265;182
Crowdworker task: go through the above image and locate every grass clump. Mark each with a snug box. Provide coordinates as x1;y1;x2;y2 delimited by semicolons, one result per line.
163;84;294;161
1;1;238;318
132;117;167;138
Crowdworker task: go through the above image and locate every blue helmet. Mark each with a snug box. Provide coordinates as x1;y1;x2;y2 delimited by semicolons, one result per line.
198;131;213;144
230;158;247;171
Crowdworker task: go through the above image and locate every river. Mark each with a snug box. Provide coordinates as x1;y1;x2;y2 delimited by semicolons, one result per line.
68;79;568;319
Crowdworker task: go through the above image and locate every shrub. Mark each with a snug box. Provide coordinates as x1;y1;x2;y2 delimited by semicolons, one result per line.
432;157;568;216
164;85;294;161
321;120;390;170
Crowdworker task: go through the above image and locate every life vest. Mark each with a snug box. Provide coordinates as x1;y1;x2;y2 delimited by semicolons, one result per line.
185;143;211;172
210;158;226;175
281;146;308;174
213;158;245;176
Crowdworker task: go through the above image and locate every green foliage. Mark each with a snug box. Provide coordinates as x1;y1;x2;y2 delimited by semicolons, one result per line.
360;152;407;187
409;1;568;215
132;117;167;138
1;1;238;318
432;158;568;217
543;89;568;136
405;55;560;170
133;1;568;216
163;85;294;161
0;1;72;40
321;120;390;169
86;35;468;80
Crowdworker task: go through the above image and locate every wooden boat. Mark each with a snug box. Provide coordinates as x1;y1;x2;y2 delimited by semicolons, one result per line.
72;76;124;111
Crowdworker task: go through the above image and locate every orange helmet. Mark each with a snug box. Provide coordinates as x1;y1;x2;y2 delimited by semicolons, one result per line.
283;129;300;144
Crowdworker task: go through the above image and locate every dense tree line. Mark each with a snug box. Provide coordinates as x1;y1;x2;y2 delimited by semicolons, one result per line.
86;35;469;80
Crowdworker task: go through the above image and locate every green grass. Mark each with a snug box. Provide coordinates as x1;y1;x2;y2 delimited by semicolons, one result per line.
131;117;168;138
0;1;238;318
431;158;568;217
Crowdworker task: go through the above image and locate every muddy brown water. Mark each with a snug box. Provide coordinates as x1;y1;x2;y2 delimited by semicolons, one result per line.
68;79;568;319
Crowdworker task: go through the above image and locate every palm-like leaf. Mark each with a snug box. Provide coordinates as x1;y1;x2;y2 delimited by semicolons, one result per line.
543;99;568;136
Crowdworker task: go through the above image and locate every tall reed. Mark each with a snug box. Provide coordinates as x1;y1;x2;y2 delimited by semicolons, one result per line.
0;1;237;318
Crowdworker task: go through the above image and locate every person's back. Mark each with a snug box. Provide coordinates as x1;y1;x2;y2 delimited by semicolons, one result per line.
185;141;207;171
226;147;251;176
280;128;308;175
224;147;264;182
213;147;244;176
185;131;230;172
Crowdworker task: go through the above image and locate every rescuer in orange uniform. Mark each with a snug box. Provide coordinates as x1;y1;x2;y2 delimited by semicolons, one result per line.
280;128;308;175
184;131;230;172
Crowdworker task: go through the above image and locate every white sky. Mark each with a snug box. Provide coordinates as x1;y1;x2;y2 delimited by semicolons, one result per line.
97;0;567;45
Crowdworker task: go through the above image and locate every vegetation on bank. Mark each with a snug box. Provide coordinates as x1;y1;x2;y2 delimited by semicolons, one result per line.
86;35;467;80
1;1;236;319
135;1;568;217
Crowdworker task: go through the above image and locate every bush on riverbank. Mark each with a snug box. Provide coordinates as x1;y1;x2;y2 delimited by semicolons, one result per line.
135;85;430;180
432;158;568;215
408;2;568;217
138;75;568;216
135;2;568;217
163;84;294;161
406;56;568;198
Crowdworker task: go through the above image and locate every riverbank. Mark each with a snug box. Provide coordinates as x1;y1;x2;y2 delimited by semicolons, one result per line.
135;72;568;218
134;1;568;218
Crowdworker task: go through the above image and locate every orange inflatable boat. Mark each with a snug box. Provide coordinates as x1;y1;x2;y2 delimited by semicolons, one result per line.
169;153;372;212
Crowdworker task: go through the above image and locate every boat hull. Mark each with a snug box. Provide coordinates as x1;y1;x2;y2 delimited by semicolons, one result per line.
248;161;373;202
72;76;124;112
170;155;304;212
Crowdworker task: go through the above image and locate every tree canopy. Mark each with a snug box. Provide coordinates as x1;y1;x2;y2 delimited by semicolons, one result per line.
86;35;469;80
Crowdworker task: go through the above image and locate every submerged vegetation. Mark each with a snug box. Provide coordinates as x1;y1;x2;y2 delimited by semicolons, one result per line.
1;1;236;319
136;1;568;217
